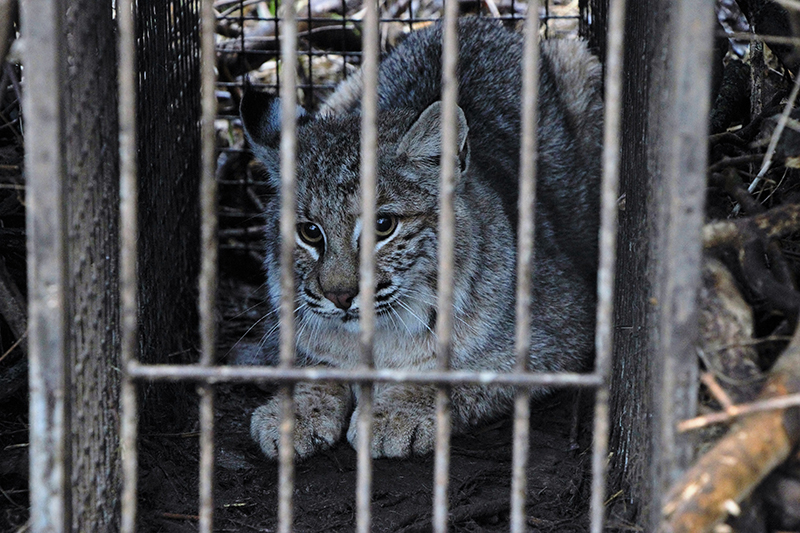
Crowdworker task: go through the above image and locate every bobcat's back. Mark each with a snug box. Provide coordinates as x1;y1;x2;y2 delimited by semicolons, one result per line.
322;19;603;278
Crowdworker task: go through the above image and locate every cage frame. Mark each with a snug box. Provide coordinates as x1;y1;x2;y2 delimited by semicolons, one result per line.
20;0;717;530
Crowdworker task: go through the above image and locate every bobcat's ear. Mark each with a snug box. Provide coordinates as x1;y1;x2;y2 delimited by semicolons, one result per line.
240;91;310;185
396;101;470;176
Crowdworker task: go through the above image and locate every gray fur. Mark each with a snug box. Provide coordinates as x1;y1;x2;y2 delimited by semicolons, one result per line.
242;18;603;459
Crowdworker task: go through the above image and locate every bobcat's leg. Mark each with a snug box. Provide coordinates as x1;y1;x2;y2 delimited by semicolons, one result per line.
251;381;353;460
346;383;516;458
347;383;437;458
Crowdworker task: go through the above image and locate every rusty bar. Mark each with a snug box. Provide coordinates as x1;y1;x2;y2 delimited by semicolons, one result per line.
589;0;626;530
23;0;71;529
127;363;605;387
510;4;539;532
433;1;460;531
278;2;299;531
356;0;379;531
117;0;139;530
198;0;219;529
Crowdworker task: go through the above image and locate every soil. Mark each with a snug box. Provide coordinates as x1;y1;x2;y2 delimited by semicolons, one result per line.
137;384;593;533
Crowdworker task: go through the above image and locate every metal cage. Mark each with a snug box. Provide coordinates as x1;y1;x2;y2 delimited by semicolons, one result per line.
19;0;717;530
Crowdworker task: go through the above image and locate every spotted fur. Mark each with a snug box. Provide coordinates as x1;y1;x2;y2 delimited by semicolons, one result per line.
242;18;603;459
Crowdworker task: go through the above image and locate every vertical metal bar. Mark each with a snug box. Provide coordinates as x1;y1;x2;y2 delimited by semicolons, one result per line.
198;386;215;532
278;3;299;532
198;0;219;530
510;4;539;532
590;0;626;530
357;0;379;531
23;0;70;530
651;0;714;519
117;0;139;531
434;3;459;532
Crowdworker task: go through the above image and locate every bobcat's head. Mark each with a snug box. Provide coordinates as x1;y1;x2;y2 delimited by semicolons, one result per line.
241;92;470;336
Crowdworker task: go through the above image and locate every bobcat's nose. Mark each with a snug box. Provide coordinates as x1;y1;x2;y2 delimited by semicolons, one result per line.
324;289;358;311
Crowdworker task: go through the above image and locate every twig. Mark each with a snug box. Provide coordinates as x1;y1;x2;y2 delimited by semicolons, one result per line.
246;186;266;212
678;392;800;431
0;328;26;364
723;31;800;47
660;319;800;532
708;131;746;148
705;335;792;351
707;154;763;174
158;512;200;521
143;431;201;438
709;168;763;214
483;0;501;17
704;201;800;248
700;372;734;411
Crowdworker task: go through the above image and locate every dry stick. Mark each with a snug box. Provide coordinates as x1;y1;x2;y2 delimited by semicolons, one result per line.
707;154;763;174
724;31;800;47
703;201;800;249
699;372;734;411
678;392;800;431
0;328;26;364
659;320;800;532
483;0;501;17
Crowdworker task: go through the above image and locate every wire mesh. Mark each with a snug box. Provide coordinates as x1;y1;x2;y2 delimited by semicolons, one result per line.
510;3;540;530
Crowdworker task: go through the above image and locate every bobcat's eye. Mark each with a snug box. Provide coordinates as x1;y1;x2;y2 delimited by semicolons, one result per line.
298;223;324;246
376;215;398;240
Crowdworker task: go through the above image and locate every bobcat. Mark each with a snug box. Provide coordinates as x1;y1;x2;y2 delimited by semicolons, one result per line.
241;17;603;459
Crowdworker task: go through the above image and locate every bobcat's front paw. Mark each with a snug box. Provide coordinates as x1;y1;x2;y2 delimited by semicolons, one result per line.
251;382;352;460
346;385;437;458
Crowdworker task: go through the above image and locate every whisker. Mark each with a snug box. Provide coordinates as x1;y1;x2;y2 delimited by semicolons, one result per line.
227;282;273;320
227;299;307;362
222;307;279;359
399;287;483;337
395;299;436;337
389;307;414;336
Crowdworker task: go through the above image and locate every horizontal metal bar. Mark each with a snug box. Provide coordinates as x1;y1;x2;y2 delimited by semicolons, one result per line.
126;362;603;387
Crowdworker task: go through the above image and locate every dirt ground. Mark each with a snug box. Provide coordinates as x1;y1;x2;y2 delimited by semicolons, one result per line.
137;384;593;533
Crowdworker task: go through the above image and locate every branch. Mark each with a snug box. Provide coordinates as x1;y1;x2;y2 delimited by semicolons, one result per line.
704;201;800;248
659;321;800;532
